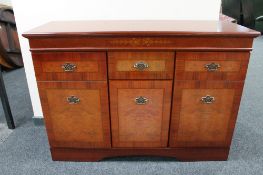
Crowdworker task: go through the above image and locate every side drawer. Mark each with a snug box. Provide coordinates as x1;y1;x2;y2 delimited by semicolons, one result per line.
176;52;250;80
32;52;107;81
110;80;172;147
108;52;175;79
38;81;111;148
169;80;244;147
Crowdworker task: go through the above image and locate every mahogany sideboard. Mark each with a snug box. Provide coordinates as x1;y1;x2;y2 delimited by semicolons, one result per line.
23;21;260;161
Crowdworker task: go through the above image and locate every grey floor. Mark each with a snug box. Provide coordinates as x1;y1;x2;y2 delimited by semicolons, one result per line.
0;36;263;175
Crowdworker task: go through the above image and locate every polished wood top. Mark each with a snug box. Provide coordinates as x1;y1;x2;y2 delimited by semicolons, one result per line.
23;20;260;38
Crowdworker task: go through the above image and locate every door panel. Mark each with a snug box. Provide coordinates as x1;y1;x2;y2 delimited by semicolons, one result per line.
38;81;111;148
169;81;244;147
110;80;172;147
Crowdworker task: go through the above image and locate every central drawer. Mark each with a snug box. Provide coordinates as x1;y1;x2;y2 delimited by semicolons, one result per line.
108;52;175;79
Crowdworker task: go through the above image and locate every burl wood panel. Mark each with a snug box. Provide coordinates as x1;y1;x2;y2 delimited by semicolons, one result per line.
108;52;174;79
169;81;244;148
176;52;250;80
32;52;107;81
38;81;111;148
110;80;172;147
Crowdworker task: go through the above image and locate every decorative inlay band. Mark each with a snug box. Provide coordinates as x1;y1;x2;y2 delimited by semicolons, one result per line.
109;38;173;47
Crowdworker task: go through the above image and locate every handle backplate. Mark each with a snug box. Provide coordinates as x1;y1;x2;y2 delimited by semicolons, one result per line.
67;96;80;104
135;96;148;105
134;61;149;71
62;63;77;72
201;95;215;104
204;63;220;72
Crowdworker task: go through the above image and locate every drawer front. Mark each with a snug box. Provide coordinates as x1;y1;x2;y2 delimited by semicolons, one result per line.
176;52;250;80
110;80;172;147
32;52;107;81
108;52;174;79
169;81;244;147
38;81;111;148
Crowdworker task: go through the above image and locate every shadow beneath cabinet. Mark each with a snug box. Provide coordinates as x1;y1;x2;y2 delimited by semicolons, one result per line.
103;156;179;162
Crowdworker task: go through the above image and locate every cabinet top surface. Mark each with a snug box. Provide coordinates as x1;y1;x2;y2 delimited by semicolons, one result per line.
23;20;260;38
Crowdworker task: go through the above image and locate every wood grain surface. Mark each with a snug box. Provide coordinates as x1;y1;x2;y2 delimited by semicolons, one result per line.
176;52;250;80
110;80;172;147
32;52;107;81
27;37;254;51
108;52;174;79
23;20;259;37
51;147;230;162
169;81;244;147
38;81;111;148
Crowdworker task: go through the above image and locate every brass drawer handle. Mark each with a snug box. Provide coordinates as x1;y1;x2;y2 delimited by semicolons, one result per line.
201;95;215;104
204;63;220;72
67;96;80;104
135;96;148;105
134;61;149;71
62;63;77;72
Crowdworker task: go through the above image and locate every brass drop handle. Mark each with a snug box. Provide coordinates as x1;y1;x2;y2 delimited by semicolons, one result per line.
204;63;220;72
201;95;215;104
134;61;149;71
67;96;80;104
135;96;148;105
62;63;77;72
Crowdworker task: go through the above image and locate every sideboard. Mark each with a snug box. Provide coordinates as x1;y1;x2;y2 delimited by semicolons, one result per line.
23;21;260;161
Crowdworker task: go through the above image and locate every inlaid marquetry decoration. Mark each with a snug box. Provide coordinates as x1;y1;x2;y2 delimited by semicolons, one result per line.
109;38;173;47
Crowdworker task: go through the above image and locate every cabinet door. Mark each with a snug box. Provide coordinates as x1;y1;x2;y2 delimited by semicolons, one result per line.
110;80;172;148
38;81;111;148
169;81;243;147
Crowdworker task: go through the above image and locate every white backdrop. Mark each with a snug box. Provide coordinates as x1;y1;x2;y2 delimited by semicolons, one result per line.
11;0;221;117
0;0;11;5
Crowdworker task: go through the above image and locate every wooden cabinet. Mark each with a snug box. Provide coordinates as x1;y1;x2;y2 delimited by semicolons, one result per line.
110;80;172;147
38;81;111;148
23;20;259;161
169;81;243;147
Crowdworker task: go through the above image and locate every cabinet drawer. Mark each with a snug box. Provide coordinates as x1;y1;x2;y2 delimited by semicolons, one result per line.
108;52;174;79
176;52;250;80
110;80;172;147
38;81;111;148
169;81;244;147
32;52;107;81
